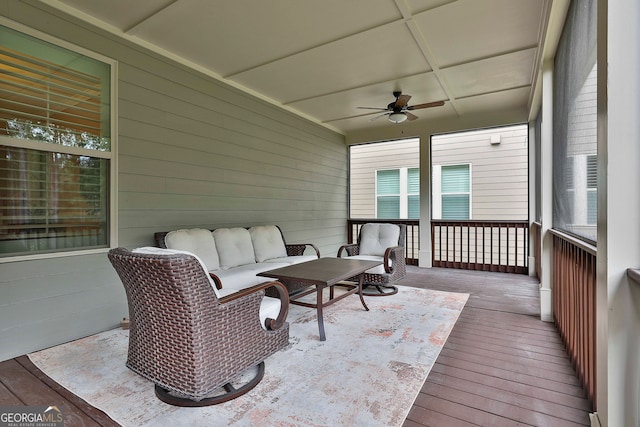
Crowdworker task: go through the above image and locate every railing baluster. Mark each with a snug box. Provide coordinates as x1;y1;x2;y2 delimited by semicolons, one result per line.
551;230;597;410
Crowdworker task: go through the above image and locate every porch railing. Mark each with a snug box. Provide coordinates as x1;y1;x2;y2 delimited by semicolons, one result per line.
431;220;529;274
347;219;529;272
347;219;419;265
551;229;597;409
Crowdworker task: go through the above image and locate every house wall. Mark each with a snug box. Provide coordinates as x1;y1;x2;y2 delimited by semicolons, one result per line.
349;124;528;222
0;1;346;362
349;138;419;218
432;124;528;220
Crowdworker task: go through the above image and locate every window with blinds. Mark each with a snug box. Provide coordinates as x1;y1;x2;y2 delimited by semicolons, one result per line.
407;167;419;219
587;154;597;225
441;164;470;219
376;169;400;219
375;168;419;219
0;24;112;257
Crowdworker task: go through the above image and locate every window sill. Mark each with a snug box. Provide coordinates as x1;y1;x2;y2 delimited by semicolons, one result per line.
0;247;111;263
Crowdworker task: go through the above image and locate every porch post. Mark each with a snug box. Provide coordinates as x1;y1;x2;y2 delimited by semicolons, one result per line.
538;60;554;322
594;0;640;424
419;134;432;267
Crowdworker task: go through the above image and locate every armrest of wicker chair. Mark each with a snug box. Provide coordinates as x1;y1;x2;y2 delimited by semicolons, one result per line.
383;245;406;274
208;272;223;290
219;280;289;330
336;243;360;257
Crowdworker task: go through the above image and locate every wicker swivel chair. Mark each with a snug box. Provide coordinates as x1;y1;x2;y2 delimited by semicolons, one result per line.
337;223;407;296
107;247;289;406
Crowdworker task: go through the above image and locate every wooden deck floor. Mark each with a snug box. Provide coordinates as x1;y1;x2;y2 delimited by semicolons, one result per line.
400;267;592;426
0;267;592;426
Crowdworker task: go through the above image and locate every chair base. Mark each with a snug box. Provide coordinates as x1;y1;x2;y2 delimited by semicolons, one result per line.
362;284;399;296
155;362;265;406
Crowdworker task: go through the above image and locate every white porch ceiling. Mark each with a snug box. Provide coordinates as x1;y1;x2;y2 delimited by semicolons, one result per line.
44;0;566;134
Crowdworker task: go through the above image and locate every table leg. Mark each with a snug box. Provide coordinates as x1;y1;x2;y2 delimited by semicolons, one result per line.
317;285;326;341
358;273;370;311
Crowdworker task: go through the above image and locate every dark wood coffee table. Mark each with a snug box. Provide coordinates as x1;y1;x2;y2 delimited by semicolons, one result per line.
258;257;382;341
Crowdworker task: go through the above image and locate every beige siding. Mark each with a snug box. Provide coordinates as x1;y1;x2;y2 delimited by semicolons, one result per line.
350;139;419;217
432;124;528;220
0;2;346;361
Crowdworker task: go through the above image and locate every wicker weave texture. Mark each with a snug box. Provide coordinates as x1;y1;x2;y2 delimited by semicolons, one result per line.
108;248;289;401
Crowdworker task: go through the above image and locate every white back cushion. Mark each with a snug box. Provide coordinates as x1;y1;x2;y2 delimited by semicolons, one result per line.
213;227;256;269
164;228;220;271
358;223;401;256
132;247;221;298
249;225;287;262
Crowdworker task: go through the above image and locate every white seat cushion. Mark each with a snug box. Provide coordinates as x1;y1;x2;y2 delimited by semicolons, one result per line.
164;228;220;271
358;223;401;256
249;225;288;262
132;247;221;298
258;296;282;329
214;262;289;291
346;254;389;275
213;227;256;269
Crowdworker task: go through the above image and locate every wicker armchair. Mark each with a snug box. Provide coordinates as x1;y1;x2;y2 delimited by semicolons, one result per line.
336;223;407;296
107;247;289;406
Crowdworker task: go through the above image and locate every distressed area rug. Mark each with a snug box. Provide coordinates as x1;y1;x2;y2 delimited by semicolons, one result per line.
29;286;468;427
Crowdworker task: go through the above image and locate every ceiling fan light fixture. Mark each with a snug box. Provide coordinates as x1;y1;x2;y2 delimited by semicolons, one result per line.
388;112;407;123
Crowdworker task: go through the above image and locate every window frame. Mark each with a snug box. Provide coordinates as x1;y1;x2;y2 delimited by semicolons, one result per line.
0;18;118;263
432;163;472;220
375;167;419;219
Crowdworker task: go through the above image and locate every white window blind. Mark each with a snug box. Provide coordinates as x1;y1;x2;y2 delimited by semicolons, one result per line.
441;164;470;220
376;169;400;219
0;28;110;149
587;155;597;225
407;167;419;219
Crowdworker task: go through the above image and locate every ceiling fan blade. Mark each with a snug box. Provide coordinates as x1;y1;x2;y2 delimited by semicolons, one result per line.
407;100;445;110
357;107;390;111
395;94;411;108
405;112;419;121
369;112;390;121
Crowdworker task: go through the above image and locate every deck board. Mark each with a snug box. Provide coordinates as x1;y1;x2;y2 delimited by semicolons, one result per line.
401;267;592;426
0;357;119;427
0;266;593;426
0;359;104;427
